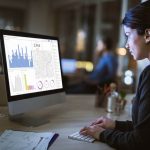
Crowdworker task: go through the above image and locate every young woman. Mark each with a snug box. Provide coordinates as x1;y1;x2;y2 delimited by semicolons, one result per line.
80;1;150;150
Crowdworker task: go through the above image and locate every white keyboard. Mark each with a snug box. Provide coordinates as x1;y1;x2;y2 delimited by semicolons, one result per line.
68;132;95;143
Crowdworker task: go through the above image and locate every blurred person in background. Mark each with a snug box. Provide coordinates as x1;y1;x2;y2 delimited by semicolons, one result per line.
80;1;150;150
66;36;118;94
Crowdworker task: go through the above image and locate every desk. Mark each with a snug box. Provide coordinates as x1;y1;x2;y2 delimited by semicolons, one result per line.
0;94;133;150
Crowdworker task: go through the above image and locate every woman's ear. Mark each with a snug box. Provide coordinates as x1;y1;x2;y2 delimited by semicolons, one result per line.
144;29;150;44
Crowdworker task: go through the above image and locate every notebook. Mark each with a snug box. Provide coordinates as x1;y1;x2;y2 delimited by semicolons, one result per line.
0;130;59;150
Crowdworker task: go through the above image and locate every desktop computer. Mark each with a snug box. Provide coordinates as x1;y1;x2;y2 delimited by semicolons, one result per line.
0;29;65;125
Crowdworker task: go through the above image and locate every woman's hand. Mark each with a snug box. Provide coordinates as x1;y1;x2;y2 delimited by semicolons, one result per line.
90;116;116;129
80;125;105;140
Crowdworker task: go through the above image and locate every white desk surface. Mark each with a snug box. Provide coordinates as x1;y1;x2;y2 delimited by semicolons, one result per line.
0;94;133;150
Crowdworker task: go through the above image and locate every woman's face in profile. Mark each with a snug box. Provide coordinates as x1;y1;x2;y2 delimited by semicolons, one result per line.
123;25;148;60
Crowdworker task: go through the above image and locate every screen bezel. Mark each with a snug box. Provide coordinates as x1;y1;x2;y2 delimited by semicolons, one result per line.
0;29;64;102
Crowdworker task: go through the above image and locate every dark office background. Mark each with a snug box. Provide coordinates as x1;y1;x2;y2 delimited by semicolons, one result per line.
0;0;144;93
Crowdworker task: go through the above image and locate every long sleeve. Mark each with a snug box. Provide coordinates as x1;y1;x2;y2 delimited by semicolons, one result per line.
100;65;150;150
115;120;133;132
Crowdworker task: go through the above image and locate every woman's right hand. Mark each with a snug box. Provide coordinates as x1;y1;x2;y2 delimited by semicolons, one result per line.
90;116;116;129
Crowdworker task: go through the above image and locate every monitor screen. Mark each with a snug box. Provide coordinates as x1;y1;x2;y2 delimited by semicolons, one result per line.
0;30;65;117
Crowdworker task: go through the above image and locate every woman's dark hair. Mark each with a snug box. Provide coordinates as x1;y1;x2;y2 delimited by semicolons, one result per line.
122;0;150;35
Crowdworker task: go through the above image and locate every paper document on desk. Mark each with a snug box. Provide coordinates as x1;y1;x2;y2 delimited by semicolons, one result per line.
0;130;59;150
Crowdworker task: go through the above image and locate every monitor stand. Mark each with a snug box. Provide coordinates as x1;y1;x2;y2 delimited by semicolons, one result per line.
9;112;50;127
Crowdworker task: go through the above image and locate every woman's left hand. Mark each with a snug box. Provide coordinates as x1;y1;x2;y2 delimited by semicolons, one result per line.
80;125;105;140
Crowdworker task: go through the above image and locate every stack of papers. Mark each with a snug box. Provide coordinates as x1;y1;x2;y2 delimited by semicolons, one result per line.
0;130;59;150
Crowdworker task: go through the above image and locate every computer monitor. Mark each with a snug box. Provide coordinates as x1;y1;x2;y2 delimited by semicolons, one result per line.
0;30;65;121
